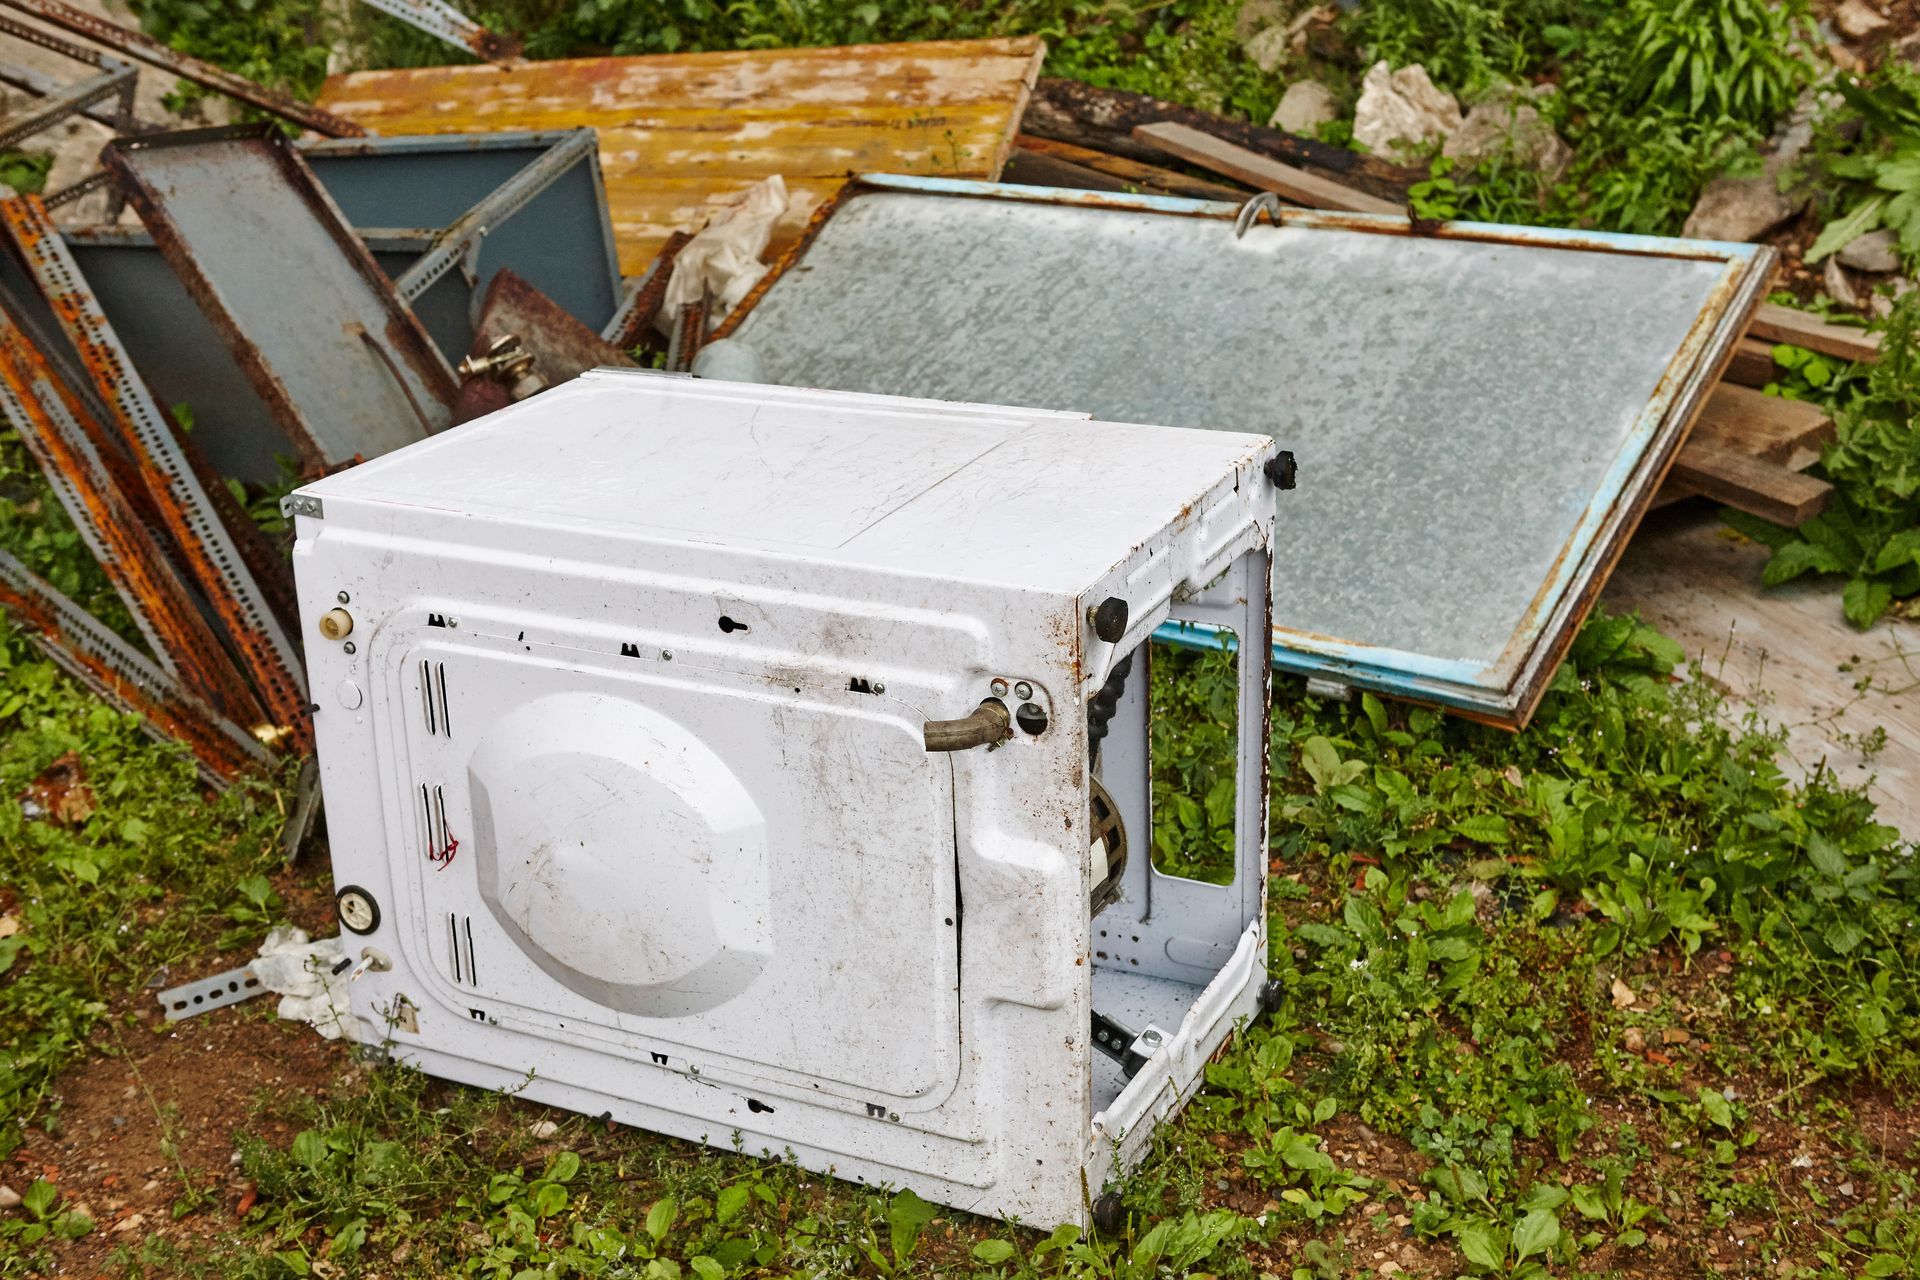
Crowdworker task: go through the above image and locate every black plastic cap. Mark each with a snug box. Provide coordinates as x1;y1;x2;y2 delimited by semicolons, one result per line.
1090;596;1128;644
1264;450;1298;491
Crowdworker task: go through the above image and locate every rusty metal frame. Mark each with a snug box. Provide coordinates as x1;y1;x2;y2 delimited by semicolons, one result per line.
0;0;365;136
101;124;458;474
0;193;310;748
0;298;266;725
0;547;268;784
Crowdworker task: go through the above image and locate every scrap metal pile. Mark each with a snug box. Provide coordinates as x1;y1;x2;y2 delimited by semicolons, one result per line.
0;1;1858;794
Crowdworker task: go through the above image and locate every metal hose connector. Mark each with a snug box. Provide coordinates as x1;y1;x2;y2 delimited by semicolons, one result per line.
923;697;1012;752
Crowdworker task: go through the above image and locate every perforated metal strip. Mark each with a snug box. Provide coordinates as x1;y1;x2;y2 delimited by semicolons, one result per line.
0;548;270;783
0;288;266;724
0;194;309;747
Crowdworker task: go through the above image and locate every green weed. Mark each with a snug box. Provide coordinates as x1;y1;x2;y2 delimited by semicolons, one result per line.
1728;288;1920;627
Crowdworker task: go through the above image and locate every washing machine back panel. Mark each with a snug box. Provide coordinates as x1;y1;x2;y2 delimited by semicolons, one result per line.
383;629;962;1106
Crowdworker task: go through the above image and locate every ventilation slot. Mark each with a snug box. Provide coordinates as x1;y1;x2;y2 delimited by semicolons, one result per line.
448;913;478;986
421;783;456;867
419;660;451;737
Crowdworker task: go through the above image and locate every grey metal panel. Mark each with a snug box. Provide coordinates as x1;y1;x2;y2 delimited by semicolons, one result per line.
58;132;622;481
100;125;457;475
63;236;295;482
723;177;1770;725
303;131;623;347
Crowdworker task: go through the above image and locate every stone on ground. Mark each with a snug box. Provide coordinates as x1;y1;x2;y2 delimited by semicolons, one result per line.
1353;61;1462;159
1270;80;1339;134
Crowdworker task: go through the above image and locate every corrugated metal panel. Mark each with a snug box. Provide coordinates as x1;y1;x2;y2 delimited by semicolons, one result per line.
719;176;1772;726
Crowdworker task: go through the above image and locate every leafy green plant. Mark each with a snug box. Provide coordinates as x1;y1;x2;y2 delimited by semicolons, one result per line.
1807;66;1920;268
1340;0;1586;98
0;152;52;195
1727;290;1920;627
1147;637;1239;884
1603;0;1809;131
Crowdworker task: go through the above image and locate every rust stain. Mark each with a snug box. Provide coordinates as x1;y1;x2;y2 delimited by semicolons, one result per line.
317;38;1043;274
0;320;267;726
0;194;312;751
0;563;267;782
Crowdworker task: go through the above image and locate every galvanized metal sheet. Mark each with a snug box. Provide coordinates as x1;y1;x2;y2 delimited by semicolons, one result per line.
722;177;1771;725
100;124;457;475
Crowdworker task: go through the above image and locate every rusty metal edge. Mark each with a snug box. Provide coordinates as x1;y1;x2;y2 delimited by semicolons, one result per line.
0;0;366;136
0;193;312;749
100;123;457;474
0;546;269;785
0;304;267;724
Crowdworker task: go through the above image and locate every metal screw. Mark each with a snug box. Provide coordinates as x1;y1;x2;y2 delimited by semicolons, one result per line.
1140;1029;1163;1047
990;678;1009;697
343;641;357;655
873;682;886;694
336;590;350;604
446;617;459;629
662;650;674;661
1014;681;1033;700
889;1111;900;1122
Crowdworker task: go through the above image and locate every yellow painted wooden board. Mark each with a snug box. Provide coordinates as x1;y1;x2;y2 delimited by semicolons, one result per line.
319;37;1045;277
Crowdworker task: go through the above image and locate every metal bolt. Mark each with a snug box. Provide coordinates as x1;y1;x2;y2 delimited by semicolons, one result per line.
1140;1029;1163;1047
336;590;350;604
1014;681;1033;700
873;682;886;694
343;640;357;655
990;678;1009;697
662;650;674;661
446;617;459;629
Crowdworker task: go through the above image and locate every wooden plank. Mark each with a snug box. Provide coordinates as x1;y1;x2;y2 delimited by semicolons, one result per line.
1134;122;1403;216
1013;134;1248;202
1689;383;1832;463
319;38;1045;277
1023;77;1419;204
1748;302;1881;363
1723;336;1781;387
1667;439;1832;526
1656;382;1833;514
1002;146;1137;194
1605;504;1920;835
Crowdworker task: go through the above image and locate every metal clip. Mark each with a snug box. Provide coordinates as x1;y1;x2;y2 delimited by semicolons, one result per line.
1233;192;1285;240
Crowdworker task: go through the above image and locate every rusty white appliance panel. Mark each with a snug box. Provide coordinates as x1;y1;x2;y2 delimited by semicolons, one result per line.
288;373;1280;1226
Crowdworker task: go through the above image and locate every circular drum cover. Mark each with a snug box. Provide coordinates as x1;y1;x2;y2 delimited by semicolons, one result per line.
465;691;771;1016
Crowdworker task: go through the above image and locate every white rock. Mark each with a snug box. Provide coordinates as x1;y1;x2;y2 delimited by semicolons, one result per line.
1825;257;1861;309
1790;1154;1814;1168
1839;1180;1857;1197
0;1185;20;1211
1442;99;1571;178
1244;24;1291;74
1683;162;1803;242
1270;81;1339;134
528;1119;560;1140
1836;0;1889;40
1839;227;1900;272
1353;61;1463;159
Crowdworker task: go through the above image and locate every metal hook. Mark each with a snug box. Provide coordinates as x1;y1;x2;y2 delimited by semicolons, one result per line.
1233;192;1284;239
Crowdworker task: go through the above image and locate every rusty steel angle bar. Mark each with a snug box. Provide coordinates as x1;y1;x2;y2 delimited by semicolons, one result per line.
0;548;268;784
0;194;310;747
0;306;265;724
0;0;365;136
